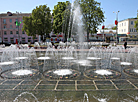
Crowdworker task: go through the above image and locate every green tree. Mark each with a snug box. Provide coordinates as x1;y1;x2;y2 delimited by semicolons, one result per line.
75;0;104;41
22;16;35;38
112;26;117;30
52;1;71;41
22;5;52;41
134;16;138;31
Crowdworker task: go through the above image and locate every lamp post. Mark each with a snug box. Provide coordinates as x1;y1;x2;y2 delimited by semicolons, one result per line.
102;25;105;42
113;11;120;44
16;11;21;44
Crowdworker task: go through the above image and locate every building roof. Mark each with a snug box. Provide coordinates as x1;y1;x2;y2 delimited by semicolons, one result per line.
0;12;31;17
119;17;137;22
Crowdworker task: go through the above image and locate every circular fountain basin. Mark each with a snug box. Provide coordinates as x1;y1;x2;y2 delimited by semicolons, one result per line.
121;62;132;65
84;68;121;79
124;68;138;78
15;57;28;60
110;57;120;60
0;61;15;65
0;68;38;79
37;57;51;60
94;69;113;75
62;57;74;60
43;69;80;80
87;57;101;60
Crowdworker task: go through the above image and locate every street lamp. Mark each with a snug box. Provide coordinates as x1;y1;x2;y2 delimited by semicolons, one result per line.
113;11;120;44
16;11;21;44
102;25;105;42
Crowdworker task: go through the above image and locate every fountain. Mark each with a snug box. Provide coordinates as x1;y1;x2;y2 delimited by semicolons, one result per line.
0;45;39;79
0;1;138;102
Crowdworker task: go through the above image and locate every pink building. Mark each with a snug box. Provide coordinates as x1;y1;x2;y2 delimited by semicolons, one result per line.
0;11;39;44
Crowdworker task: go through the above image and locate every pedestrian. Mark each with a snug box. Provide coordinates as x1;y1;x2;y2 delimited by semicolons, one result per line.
124;41;127;49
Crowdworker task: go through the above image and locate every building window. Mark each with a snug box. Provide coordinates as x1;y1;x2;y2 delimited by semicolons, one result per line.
10;38;14;43
130;36;132;38
3;19;6;24
130;28;131;32
16;31;18;34
4;25;6;29
28;37;31;39
9;19;12;23
131;21;133;25
10;31;13;34
4;38;8;42
134;35;137;38
10;25;12;29
132;28;133;32
124;29;126;32
122;29;123;32
122;23;123;26
16;19;18;22
124;22;126;26
134;29;137;32
4;38;7;39
4;31;6;35
22;31;25;34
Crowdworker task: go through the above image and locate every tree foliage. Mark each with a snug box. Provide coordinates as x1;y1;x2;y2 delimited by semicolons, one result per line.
112;26;117;30
75;0;104;41
134;16;138;31
52;1;71;41
22;5;52;40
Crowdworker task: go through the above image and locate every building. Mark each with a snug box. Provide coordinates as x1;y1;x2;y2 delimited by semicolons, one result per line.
0;11;39;44
94;29;116;42
118;18;138;41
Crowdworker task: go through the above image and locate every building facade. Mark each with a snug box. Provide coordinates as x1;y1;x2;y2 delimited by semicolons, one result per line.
0;12;39;44
118;18;138;41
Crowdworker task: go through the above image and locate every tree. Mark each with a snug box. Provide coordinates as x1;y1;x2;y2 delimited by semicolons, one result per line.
112;26;117;30
134;16;138;31
22;5;52;41
52;1;71;41
22;16;35;38
75;0;104;42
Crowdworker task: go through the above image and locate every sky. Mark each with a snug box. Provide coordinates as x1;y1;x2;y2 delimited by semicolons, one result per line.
0;0;138;29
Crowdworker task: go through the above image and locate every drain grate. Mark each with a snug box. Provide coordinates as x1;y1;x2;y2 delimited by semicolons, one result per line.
0;79;138;91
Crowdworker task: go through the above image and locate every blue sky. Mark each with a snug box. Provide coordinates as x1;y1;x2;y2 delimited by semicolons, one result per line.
0;0;137;29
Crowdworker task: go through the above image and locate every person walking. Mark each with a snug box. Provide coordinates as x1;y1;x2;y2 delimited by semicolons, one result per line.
124;41;127;49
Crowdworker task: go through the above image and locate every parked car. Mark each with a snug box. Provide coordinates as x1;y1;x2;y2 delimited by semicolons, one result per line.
0;42;11;46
